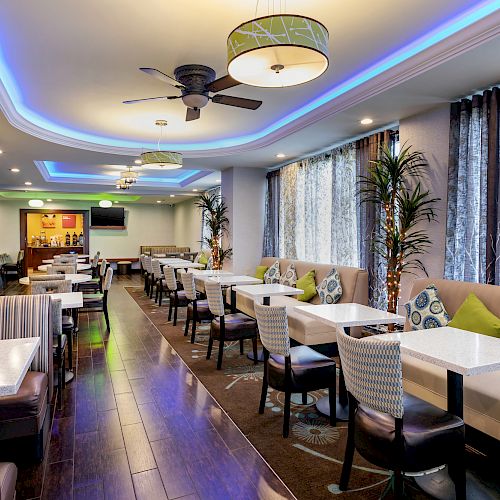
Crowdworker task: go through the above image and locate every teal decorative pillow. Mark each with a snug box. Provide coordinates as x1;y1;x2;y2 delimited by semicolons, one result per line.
264;260;281;284
279;263;297;287
316;267;342;304
404;284;450;330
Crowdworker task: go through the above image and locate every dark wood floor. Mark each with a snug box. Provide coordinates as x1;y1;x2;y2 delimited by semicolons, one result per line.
3;275;293;500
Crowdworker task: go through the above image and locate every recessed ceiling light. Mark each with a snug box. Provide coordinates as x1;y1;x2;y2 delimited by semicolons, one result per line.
99;200;113;208
192;189;198;192
28;199;44;208
134;159;142;165
169;194;175;198
46;199;52;202
276;153;286;159
24;181;32;186
360;118;373;125
10;168;20;173
156;200;162;203
0;150;3;154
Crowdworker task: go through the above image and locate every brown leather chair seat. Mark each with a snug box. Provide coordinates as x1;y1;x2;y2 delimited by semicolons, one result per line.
0;372;48;422
354;393;464;472
187;299;211;320
169;290;189;306
0;462;17;500
211;313;257;340
83;293;104;304
268;345;336;392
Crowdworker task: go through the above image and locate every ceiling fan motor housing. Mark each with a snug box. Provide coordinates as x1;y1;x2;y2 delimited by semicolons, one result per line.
175;64;215;109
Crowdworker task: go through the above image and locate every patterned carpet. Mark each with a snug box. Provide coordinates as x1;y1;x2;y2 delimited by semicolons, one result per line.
125;286;442;499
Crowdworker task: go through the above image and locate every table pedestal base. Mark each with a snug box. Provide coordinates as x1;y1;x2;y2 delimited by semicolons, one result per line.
316;395;349;421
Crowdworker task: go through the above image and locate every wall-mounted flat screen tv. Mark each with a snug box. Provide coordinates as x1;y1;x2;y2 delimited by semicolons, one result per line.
90;207;125;227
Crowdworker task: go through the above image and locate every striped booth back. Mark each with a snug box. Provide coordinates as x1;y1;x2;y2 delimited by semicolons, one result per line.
335;326;404;418
254;303;290;356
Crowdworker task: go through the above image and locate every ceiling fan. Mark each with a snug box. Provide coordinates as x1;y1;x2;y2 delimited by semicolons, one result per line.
123;64;262;121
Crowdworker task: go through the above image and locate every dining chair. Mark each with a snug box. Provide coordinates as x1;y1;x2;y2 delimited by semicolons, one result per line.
0;250;24;281
335;326;465;498
151;259;164;301
81;268;113;331
180;272;212;343
79;258;106;294
205;281;258;370
46;264;76;275
0;294;54;460
164;266;188;326
253;303;337;437
29;274;66;281
143;256;153;295
54;255;77;264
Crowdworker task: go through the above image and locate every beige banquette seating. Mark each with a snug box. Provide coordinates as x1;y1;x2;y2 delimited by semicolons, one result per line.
403;278;500;440
234;257;368;345
140;245;191;256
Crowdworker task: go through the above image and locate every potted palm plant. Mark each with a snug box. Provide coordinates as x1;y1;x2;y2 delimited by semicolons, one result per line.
195;192;232;270
359;143;439;314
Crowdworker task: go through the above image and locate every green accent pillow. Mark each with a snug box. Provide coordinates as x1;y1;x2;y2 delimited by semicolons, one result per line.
296;270;317;302
255;265;268;280
199;253;208;265
448;293;500;338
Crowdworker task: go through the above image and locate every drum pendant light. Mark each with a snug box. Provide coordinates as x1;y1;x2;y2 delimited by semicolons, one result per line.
140;120;182;170
227;9;329;88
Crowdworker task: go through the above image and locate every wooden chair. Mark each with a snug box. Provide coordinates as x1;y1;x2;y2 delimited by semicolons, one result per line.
151;259;164;302
254;303;337;437
205;281;258;370
81;268;113;331
78;257;105;294
335;325;465;498
143;256;153;295
163;266;188;326
180;272;212;343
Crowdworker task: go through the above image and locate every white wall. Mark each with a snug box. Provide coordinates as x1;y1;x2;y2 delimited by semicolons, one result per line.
173;198;203;252
222;167;267;275
0;200;175;260
398;104;450;304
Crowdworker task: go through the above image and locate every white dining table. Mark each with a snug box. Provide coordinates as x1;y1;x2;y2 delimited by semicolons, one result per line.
378;326;500;498
295;303;405;420
192;269;234;276
38;263;91;272
0;337;41;396
233;283;304;361
19;274;92;285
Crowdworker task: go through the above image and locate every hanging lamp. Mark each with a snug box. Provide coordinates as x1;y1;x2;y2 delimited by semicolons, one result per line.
115;179;130;190
120;166;139;185
227;2;328;88
140;120;182;170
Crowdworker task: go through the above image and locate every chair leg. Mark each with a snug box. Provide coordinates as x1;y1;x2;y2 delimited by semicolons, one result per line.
450;440;466;500
155;281;159;303
393;470;403;499
149;278;154;299
339;409;355;491
239;339;244;354
283;390;291;438
173;296;178;326
190;312;197;344
67;330;73;371
104;304;110;331
216;340;224;370
252;337;258;365
206;333;214;360
259;376;268;414
302;392;308;405
168;297;173;321
159;282;163;307
328;382;336;427
184;315;190;336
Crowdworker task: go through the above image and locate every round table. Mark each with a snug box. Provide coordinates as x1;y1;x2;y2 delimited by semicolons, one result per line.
42;258;86;264
54;254;90;258
37;263;91;272
19;274;92;285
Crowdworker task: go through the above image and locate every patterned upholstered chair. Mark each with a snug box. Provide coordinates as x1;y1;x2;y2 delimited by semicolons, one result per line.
205;281;258;370
81;268;113;330
164;266;188;326
335;326;465;498
180;272;212;343
143;256;153;295
0;295;54;460
31;279;72;295
151;259;164;301
54;255;77;264
29;274;65;282
46;264;76;275
254;303;337;437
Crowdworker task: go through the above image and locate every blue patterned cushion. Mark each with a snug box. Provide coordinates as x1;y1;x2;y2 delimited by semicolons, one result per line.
279;263;297;287
404;284;450;330
264;260;281;284
316;267;342;304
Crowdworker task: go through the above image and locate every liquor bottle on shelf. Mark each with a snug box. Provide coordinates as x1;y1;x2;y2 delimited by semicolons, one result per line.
65;232;71;246
78;232;84;246
72;232;78;246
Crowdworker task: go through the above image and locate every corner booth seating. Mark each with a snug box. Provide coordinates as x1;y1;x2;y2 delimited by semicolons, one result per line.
403;278;500;441
233;258;368;345
140;246;191;257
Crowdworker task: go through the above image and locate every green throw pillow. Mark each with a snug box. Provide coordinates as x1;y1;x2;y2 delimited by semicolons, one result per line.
255;265;268;280
448;293;500;338
296;270;317;302
199;253;208;265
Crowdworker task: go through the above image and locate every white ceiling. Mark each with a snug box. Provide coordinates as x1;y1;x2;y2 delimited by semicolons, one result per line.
0;1;498;201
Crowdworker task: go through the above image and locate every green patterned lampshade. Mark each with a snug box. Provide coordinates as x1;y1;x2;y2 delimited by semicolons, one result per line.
227;15;329;88
140;151;183;170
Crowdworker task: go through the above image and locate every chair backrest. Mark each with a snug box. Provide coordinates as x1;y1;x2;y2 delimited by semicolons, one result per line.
0;294;55;398
48;264;76;274
17;250;24;263
254;303;290;356
151;259;162;277
30;274;66;281
153;253;166;258
143;256;152;274
335;326;404;418
103;267;114;291
163;266;177;291
91;254;99;268
180;272;196;301
55;255;77;264
204;281;225;317
31;279;72;294
99;259;108;277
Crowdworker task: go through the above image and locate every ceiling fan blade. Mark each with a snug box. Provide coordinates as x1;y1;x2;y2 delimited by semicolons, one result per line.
212;94;262;110
139;67;185;88
122;95;177;104
206;74;240;93
186;107;201;121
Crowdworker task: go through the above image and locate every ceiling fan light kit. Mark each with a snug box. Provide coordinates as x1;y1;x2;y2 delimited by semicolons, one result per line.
227;14;329;88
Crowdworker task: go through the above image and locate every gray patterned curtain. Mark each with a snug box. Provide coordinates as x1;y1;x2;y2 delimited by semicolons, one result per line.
263;170;280;257
445;88;500;284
